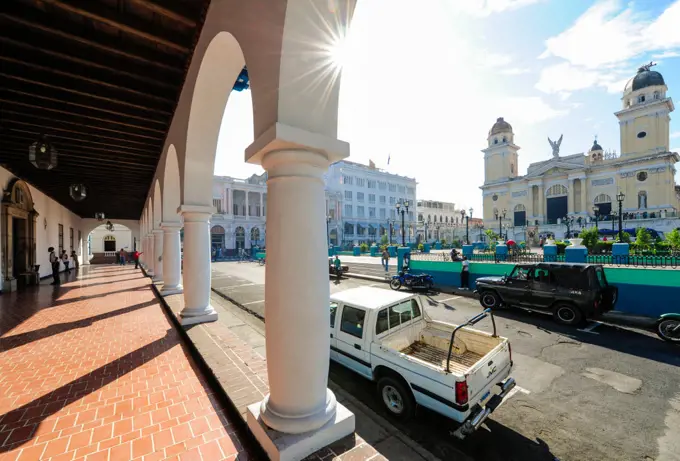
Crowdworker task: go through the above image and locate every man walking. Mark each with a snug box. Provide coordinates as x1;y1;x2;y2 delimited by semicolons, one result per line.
381;248;390;273
49;247;60;285
460;256;470;290
133;250;141;269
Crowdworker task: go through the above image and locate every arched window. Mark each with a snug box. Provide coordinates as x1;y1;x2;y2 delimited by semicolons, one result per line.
445;216;449;223
514;204;526;212
418;214;423;222
546;184;568;197
653;91;660;100
594;194;612;204
235;226;246;250
104;235;116;252
494;138;498;145
638;94;645;103
251;227;261;243
502;136;507;143
638;191;647;209
428;214;431;222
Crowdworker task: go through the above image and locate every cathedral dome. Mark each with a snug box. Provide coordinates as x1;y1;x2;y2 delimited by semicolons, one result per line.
489;117;512;136
624;63;665;94
589;139;603;152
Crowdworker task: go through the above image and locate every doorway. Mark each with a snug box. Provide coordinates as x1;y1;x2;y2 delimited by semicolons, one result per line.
12;217;28;277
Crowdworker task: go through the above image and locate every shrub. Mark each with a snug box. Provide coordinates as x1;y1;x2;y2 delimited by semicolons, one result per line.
380;234;389;245
667;228;680;251
578;227;600;252
616;231;631;243
417;243;424;251
635;227;653;249
360;243;369;253
555;241;568;254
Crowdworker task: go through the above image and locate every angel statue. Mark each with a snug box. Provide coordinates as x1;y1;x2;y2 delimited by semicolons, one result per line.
548;134;563;158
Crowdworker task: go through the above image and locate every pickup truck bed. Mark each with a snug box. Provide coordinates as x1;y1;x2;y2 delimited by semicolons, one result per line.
400;341;482;374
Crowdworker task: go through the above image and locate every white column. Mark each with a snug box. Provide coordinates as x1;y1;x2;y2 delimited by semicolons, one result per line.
229;188;234;215
178;205;217;325
256;149;337;434
567;179;575;214
152;229;164;283
259;193;263;217
580;179;587;215
81;237;90;265
146;234;155;276
161;222;183;295
245;192;250;219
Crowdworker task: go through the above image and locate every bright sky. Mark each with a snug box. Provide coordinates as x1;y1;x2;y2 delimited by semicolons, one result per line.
215;0;680;214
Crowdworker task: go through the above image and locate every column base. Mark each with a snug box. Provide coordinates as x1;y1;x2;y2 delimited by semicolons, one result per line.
152;275;163;283
161;284;183;296
247;399;354;461
179;305;218;326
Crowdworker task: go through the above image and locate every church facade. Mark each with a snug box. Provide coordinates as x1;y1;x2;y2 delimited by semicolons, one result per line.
480;64;680;240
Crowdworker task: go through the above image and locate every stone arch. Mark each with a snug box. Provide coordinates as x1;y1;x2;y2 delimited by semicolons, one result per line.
594;193;613;216
153;180;162;229
546;184;568;197
2;178;39;288
594;194;612;204
638;190;647;209
250;227;261;244
235;226;246;250
183;32;249;206
162;145;181;222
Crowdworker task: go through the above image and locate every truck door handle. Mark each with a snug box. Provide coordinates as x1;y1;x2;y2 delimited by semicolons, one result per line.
354;344;361;350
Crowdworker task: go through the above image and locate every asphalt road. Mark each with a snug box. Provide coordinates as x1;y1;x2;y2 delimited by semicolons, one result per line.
211;261;680;461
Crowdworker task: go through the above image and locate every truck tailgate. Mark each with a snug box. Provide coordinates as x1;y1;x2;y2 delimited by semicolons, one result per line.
465;339;512;407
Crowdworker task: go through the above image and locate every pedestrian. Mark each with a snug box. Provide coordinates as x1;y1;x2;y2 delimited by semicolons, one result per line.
212;247;216;262
334;255;342;281
62;250;70;274
460;256;470;290
133;250;141;269
119;248;126;265
450;247;460;261
70;250;79;270
381;248;390;272
49;247;60;285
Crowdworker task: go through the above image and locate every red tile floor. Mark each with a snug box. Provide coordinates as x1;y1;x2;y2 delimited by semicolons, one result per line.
0;265;250;461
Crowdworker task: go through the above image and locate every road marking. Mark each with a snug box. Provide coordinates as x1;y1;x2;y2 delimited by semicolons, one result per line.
578;321;603;334
438;296;461;303
493;385;530;411
242;300;265;306
221;283;256;290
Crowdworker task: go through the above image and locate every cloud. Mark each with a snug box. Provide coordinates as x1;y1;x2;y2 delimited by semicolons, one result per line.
652;50;680;59
500;67;531;75
451;0;544;16
671;132;680;139
490;96;568;125
536;0;680;94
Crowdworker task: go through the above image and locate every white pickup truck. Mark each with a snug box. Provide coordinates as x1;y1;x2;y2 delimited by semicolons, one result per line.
330;287;516;438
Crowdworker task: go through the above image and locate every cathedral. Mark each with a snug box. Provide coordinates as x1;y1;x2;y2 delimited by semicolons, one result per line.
480;63;680;237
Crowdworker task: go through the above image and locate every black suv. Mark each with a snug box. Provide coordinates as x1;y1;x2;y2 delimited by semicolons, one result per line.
474;263;618;326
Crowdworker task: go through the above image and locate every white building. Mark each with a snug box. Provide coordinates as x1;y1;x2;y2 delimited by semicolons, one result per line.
210;174;266;254
89;224;133;254
325;161;417;247
416;200;474;243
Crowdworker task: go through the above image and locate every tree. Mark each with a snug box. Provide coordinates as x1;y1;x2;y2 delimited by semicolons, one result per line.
667;229;680;251
616;231;631;243
578;227;599;252
635;227;652;249
380;234;389;246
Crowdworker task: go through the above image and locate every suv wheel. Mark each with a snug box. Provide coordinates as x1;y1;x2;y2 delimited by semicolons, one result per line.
479;291;501;309
553;303;584;326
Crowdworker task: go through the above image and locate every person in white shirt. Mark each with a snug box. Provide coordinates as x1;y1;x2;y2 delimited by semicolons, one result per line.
49;247;60;285
460;257;470;290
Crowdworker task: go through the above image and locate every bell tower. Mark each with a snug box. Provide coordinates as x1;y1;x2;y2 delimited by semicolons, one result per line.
616;63;674;157
482;117;520;184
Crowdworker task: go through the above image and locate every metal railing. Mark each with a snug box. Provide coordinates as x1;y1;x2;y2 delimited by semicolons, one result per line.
411;251;680;268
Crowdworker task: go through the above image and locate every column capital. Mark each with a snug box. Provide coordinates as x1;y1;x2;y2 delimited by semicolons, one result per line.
151;229;163;235
177;205;215;222
160;221;183;230
245;122;349;167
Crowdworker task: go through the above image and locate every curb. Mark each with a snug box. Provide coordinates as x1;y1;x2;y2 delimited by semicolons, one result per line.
344;272;479;300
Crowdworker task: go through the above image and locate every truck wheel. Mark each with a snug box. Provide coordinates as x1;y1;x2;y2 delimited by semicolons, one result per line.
389;279;402;290
479;291;501;309
377;377;415;421
553;303;584;326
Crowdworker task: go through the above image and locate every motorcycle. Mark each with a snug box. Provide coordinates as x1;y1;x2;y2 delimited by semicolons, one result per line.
656;313;680;343
390;271;434;291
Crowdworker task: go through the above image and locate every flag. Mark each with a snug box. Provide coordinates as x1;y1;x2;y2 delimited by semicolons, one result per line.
387;153;391;165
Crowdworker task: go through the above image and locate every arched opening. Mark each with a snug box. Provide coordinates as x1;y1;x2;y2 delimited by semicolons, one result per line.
329;228;338;246
88;223;133;264
546;184;568;224
2;179;38;290
638;191;647;209
153;180;162;229
235;226;246;250
162;145;181;223
211;225;225;250
594;193;612;217
250;227;261;246
513;204;527;227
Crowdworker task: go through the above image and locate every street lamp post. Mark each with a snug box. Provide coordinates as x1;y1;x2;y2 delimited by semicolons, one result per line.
395;201;410;247
466;207;473;244
563;215;574;238
494;208;507;241
616;191;625;242
460;210;466;244
592;205;599;228
476;223;485;241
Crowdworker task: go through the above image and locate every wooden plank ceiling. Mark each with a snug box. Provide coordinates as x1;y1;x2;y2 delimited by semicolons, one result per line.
0;0;210;220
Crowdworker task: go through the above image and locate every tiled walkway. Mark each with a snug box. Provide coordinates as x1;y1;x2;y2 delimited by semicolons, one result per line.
0;265;250;461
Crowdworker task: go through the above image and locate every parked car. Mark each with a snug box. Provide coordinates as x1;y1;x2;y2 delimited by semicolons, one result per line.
474;263;618;326
329;287;515;439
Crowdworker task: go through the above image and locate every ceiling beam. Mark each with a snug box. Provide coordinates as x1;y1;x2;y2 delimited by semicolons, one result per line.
1;108;163;142
0;88;169;127
0;56;175;105
0;12;184;73
0;98;167;134
4;117;160;148
3;136;160;163
128;0;197;28
39;0;189;53
2;148;157;172
0;36;177;91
